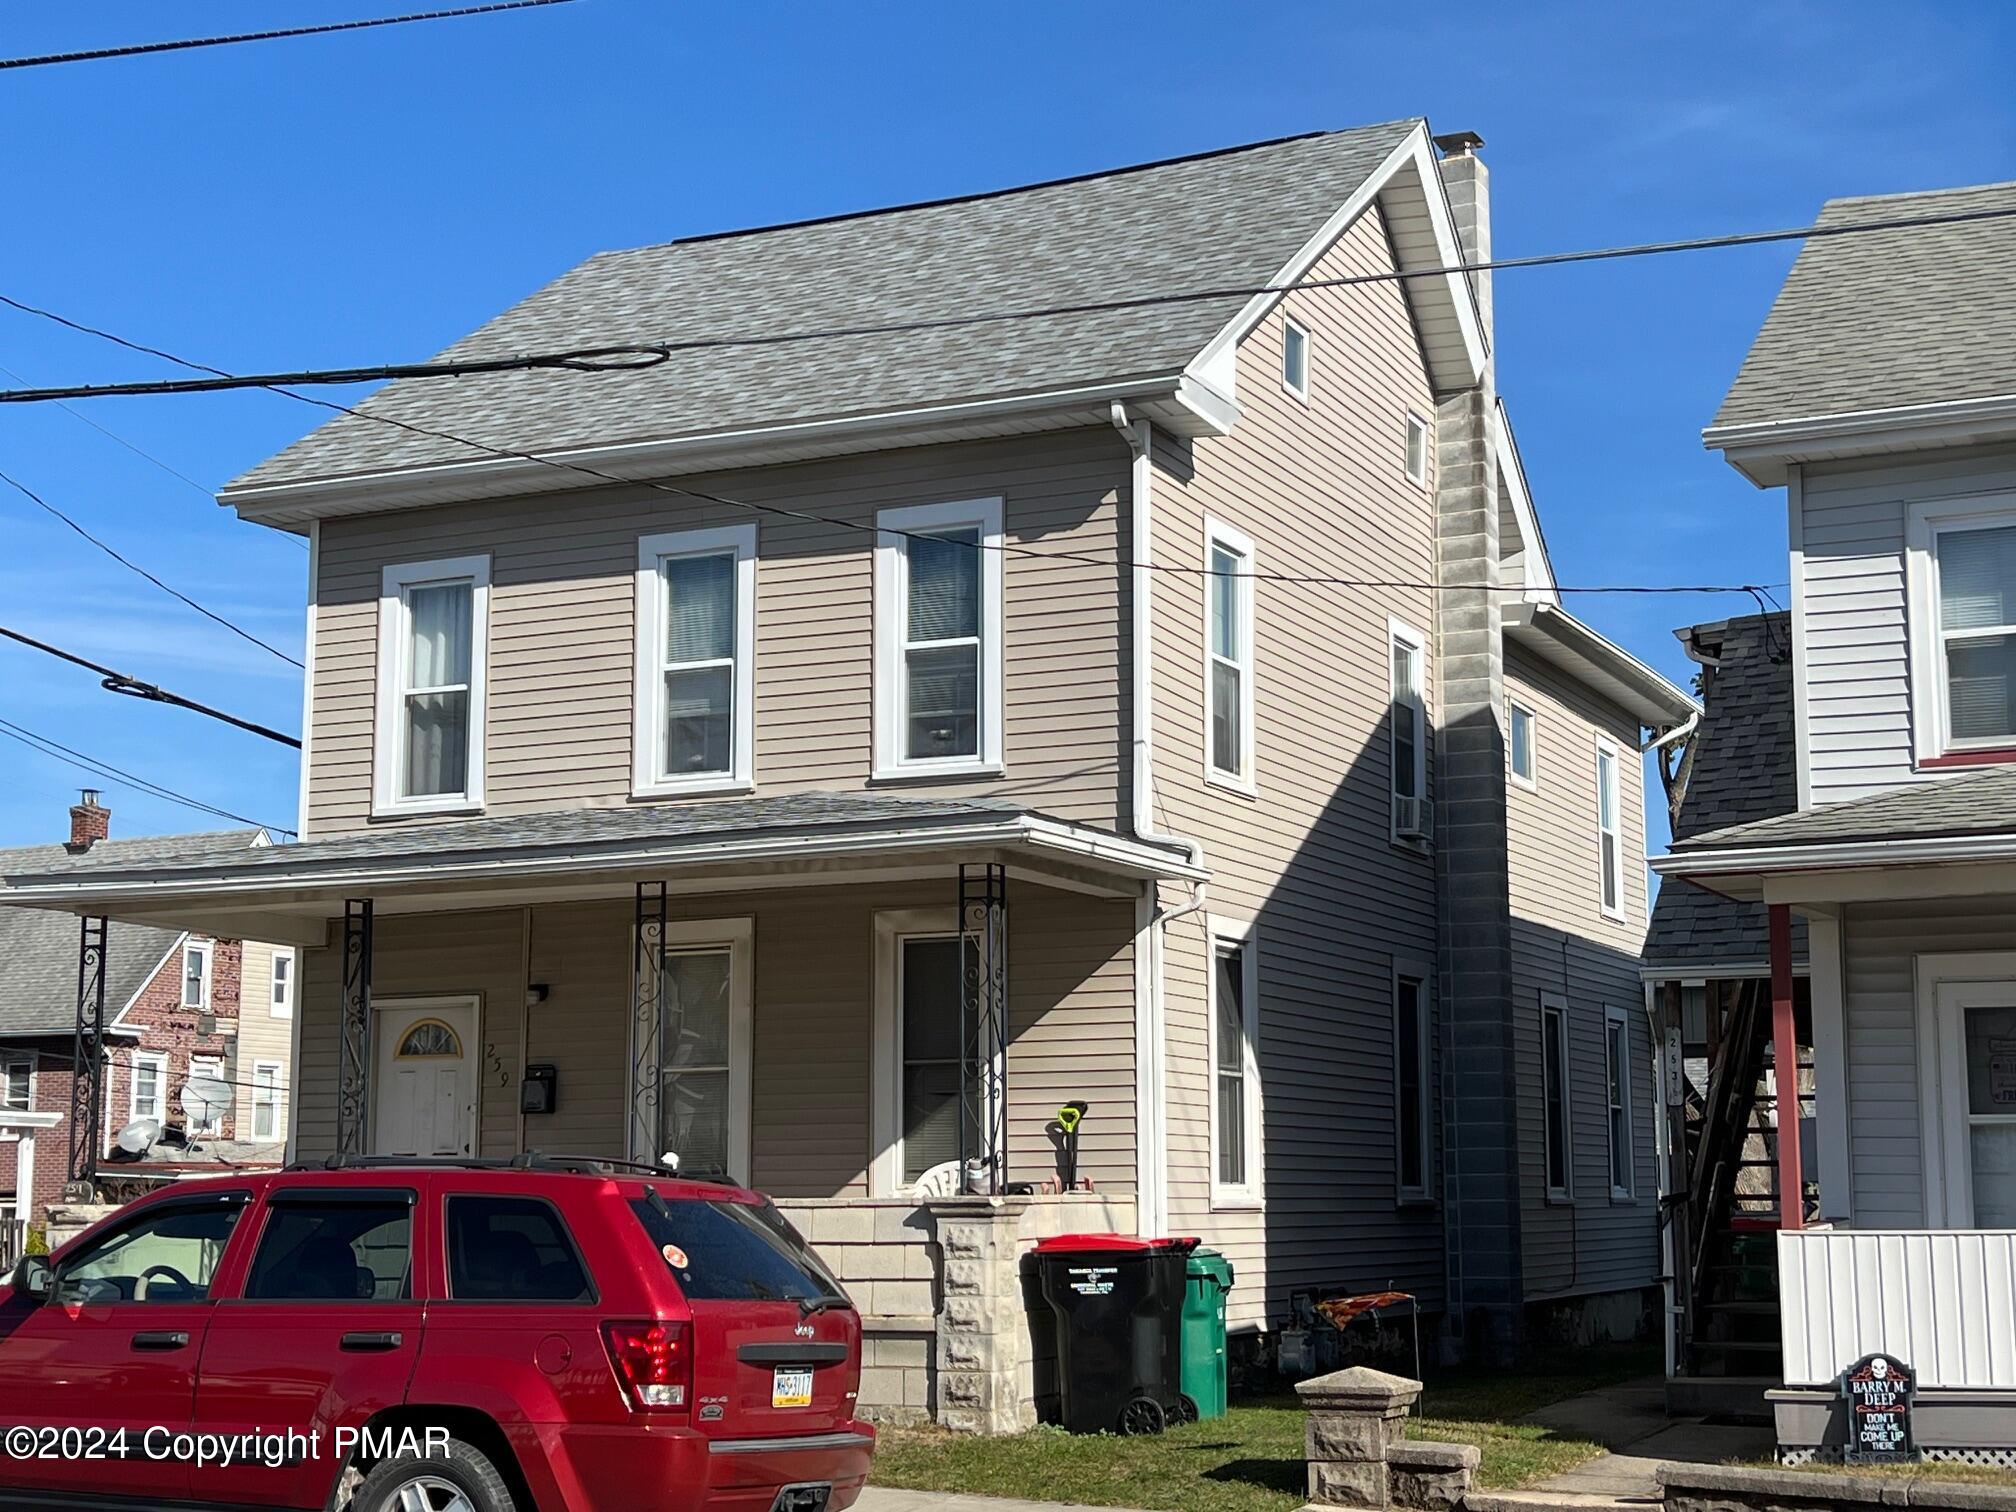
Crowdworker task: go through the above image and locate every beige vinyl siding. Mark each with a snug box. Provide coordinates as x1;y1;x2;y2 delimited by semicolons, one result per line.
305;433;1130;836
1147;205;1444;1329
234;940;295;1141
1504;646;1658;1299
293;880;1133;1198
1798;445;2016;804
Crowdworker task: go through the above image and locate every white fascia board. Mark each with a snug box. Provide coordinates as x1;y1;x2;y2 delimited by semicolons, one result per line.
1500;602;1700;727
1182;124;1486;406
1493;403;1557;603
1705;393;2016;487
1654;831;2016;879
0;817;1210;912
219;374;1202;524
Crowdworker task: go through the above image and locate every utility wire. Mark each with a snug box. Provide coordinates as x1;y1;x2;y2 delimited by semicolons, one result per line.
0;1;576;71
4;201;2015;404
0;468;302;667
0;717;292;835
0;290;1786;599
0;625;302;749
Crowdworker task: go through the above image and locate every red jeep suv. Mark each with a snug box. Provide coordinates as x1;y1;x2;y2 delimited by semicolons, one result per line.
0;1156;873;1512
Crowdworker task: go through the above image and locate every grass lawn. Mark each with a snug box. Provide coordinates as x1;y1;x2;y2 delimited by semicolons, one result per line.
871;1343;1659;1512
1769;1461;2016;1487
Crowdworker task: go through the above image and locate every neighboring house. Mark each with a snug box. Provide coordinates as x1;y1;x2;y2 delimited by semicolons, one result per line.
1652;180;2016;1458
0;123;1694;1429
0;795;287;1236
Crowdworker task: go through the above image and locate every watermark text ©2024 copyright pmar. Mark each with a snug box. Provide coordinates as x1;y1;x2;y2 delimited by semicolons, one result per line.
4;1424;452;1469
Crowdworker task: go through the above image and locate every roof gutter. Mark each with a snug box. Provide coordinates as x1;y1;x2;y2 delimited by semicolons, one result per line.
1500;601;1701;729
1704;392;2016;487
1654;829;2016;879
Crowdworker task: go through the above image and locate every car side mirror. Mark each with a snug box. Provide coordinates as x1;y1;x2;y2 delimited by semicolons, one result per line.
13;1255;52;1304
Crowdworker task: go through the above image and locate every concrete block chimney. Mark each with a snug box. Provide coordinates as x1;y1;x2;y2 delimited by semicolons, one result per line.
67;789;110;851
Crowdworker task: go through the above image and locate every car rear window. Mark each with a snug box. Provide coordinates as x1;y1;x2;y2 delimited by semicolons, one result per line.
629;1195;846;1304
447;1195;594;1302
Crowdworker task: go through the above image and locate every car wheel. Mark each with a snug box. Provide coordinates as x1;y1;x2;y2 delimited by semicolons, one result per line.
349;1438;515;1512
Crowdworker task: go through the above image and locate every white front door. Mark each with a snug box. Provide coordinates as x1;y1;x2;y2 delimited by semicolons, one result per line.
371;999;478;1158
1934;980;2016;1227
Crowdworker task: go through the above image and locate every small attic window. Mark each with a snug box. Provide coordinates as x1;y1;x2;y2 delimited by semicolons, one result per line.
1405;413;1430;487
1281;317;1310;401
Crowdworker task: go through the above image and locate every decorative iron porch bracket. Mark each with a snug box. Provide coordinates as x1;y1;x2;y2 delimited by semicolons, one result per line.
959;862;1008;1194
630;880;668;1163
66;916;108;1189
335;898;375;1156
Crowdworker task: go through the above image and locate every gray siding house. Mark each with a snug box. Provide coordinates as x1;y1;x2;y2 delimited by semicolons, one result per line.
3;121;1694;1429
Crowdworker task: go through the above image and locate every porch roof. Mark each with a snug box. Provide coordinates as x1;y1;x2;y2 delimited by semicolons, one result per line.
0;792;1204;941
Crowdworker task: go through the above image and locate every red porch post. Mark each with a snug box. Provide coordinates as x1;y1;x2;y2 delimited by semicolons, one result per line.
1769;903;1803;1230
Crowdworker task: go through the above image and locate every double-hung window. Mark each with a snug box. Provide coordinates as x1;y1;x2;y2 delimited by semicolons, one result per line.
1595;738;1624;920
131;1051;167;1124
1209;922;1262;1206
1390;619;1429;840
636;920;754;1184
1604;1006;1635;1198
871;908;999;1196
0;1058;31;1112
1281;317;1311;401
1924;516;2016;755
874;499;1004;777
634;525;756;796
250;1062;282;1141
1509;700;1537;789
188;1055;226;1134
182;940;212;1010
375;555;489;814
1205;520;1256;790
1404;413;1430;487
1393;965;1431;1202
270;950;294;1018
1541;997;1571;1199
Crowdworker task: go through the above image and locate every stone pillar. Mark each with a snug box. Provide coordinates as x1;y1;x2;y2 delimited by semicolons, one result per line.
45;1203;117;1253
1296;1366;1420;1508
925;1194;1035;1435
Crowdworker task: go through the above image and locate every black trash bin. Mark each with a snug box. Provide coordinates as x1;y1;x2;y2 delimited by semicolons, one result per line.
1033;1233;1196;1435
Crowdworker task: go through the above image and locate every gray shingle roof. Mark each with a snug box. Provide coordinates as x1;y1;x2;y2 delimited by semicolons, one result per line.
1645;613;1804;970
1712;180;2016;430
0;793;1070;883
1676;762;2016;852
226;122;1421;492
0;831;263;1038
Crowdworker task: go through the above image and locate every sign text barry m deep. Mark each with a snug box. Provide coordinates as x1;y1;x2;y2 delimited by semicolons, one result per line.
1841;1353;1917;1464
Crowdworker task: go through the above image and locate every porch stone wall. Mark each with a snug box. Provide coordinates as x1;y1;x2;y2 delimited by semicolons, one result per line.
774;1191;1135;1432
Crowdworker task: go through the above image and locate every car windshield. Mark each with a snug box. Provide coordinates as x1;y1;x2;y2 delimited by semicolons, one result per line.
629;1195;846;1305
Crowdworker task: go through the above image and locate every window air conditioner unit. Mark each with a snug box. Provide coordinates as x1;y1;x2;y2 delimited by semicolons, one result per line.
1392;794;1432;838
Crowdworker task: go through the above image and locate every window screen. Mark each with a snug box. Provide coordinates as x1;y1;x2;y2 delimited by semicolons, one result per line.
447;1195;592;1302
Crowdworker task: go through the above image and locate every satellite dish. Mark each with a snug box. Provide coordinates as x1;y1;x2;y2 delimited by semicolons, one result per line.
114;1118;161;1155
179;1076;232;1131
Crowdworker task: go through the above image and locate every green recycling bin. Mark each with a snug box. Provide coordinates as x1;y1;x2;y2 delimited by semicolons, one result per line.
1179;1247;1234;1421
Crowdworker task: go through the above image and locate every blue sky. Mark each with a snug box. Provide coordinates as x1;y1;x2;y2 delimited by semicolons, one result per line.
0;1;2011;850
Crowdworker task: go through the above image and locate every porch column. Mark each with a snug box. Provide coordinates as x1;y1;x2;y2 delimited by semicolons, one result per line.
335;898;375;1157
1769;904;1803;1231
64;915;108;1193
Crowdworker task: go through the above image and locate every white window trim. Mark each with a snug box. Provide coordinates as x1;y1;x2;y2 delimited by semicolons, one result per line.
1207;918;1263;1211
1281;316;1312;403
269;949;295;1019
373;553;491;817
181;939;213;1010
1913;952;2016;1227
1203;518;1258;795
869;908;1005;1197
1541;995;1573;1201
625;919;754;1183
1906;493;2016;763
632;524;757;798
130;1050;168;1124
1392;959;1433;1205
250;1060;284;1142
1509;698;1538;791
872;499;1005;780
1389;616;1429;844
0;1054;35;1114
1595;736;1626;922
1404;412;1430;488
1604;1004;1636;1200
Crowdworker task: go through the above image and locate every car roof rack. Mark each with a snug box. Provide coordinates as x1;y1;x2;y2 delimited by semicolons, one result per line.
283;1149;740;1184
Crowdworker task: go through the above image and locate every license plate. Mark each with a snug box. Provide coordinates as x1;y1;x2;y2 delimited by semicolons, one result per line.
772;1367;813;1408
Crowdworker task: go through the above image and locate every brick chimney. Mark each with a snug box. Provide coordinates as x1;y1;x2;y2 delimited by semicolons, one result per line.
67;789;109;851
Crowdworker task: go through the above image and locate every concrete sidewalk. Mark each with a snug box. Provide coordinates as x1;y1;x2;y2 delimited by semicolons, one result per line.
1518;1376;1774;1501
856;1491;1145;1512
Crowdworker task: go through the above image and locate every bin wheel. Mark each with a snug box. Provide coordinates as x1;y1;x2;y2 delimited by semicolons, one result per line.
1172;1395;1200;1425
1117;1396;1167;1436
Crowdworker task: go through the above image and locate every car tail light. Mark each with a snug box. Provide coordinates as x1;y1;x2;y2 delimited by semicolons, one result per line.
603;1320;691;1410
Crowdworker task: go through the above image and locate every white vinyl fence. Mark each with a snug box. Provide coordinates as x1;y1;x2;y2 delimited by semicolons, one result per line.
1780;1229;2016;1388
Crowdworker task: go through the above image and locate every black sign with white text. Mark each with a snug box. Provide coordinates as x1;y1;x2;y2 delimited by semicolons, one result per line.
1840;1353;1917;1464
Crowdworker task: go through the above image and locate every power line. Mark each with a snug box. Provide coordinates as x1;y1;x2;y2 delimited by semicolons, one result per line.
0;1;576;71
0;625;302;749
4;201;2015;405
0;468;302;667
0;717;291;835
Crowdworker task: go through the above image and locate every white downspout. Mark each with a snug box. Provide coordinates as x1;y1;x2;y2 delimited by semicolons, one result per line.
1113;401;1207;1240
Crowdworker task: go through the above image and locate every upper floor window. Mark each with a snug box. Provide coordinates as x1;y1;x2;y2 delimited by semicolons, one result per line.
1390;618;1429;841
270;949;294;1019
1930;519;2016;753
634;525;756;797
1205;520;1256;791
1281;317;1311;401
374;555;489;815
1;1057;32;1112
1393;966;1431;1203
131;1051;166;1123
189;1055;226;1135
182;940;211;1009
1209;922;1261;1207
1509;699;1537;789
1595;738;1624;920
250;1062;282;1141
873;499;1004;779
1405;413;1430;487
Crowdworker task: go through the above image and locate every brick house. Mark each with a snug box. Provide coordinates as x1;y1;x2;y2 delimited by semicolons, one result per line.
0;795;288;1236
